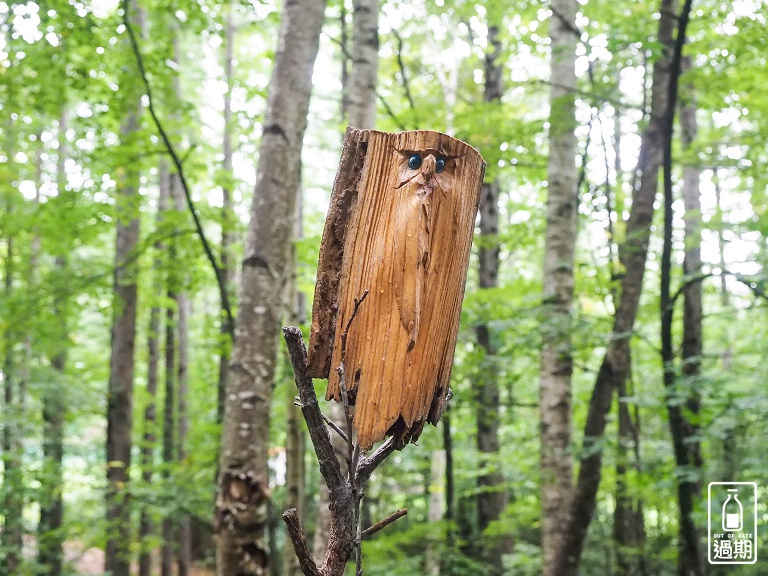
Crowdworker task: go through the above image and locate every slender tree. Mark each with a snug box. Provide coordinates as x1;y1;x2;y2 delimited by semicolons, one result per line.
475;20;509;576
283;203;307;576
659;6;702;573
1;97;23;573
218;0;237;425
540;0;578;573
174;174;193;576
2;216;22;575
347;0;379;129
39;111;71;576
162;179;177;576
552;1;678;573
105;7;144;575
138;169;169;576
215;0;327;573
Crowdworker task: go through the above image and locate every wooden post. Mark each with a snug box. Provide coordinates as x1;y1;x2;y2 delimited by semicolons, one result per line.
308;128;485;450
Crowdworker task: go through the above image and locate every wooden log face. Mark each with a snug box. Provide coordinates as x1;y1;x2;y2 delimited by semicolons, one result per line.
309;129;485;451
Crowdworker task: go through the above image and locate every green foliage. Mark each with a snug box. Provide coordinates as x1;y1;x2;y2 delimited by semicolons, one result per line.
2;0;767;573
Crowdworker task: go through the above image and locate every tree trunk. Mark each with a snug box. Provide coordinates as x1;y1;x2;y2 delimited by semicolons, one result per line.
283;188;307;576
679;55;703;477
174;176;193;576
1;103;22;574
443;407;454;533
163;206;177;576
139;162;169;576
540;0;578;573
552;2;678;574
105;8;144;569
347;0;378;128
39;111;70;576
283;374;306;576
660;12;703;571
3;233;23;574
425;450;446;576
474;22;509;576
312;401;348;562
214;0;327;573
218;0;237;426
614;378;647;576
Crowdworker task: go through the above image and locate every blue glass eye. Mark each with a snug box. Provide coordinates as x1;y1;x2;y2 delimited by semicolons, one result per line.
408;153;422;170
436;157;446;173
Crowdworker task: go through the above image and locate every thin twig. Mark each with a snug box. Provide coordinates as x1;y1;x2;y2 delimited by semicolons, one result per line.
390;28;416;112
325;31;409;131
361;508;408;540
338;289;370;470
337;289;369;573
324;410;350;444
378;95;408;131
123;0;235;338
293;397;351;443
341;290;370;360
355;497;363;576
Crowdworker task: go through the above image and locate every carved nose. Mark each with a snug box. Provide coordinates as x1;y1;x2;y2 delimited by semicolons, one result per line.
421;154;436;177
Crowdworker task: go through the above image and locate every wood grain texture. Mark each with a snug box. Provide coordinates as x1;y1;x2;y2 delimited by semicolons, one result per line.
309;129;484;451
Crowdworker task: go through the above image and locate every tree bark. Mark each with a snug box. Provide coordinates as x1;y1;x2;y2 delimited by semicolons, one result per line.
218;0;236;426
612;106;647;576
161;163;177;576
425;450;446;576
474;25;509;575
138;169;169;576
284;189;307;576
39;111;70;576
443;407;454;531
347;0;378;128
214;0;327;573
660;9;703;573
283;375;306;576
540;0;578;573
312;401;348;563
552;2;678;574
3;228;23;575
105;8;144;570
614;378;647;576
174;176;193;576
679;55;703;477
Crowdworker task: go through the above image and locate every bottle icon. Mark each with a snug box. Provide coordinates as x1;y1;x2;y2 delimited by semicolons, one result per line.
722;488;743;532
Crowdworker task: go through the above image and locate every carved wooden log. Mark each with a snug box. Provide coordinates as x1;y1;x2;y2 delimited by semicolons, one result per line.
308;128;485;450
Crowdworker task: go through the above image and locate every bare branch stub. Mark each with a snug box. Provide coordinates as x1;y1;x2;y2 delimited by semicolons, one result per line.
283;508;320;576
356;437;396;485
361;508;408;540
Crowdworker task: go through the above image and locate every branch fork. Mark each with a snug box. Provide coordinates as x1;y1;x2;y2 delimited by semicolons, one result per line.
282;326;404;576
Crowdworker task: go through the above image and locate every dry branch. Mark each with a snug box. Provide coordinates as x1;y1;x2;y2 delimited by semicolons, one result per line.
361;509;408;540
283;508;320;576
283;327;405;575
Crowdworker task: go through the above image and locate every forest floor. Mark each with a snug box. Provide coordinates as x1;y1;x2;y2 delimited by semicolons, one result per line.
64;542;215;575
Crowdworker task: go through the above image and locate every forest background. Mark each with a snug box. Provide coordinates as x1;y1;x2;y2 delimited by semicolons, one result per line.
1;0;767;575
